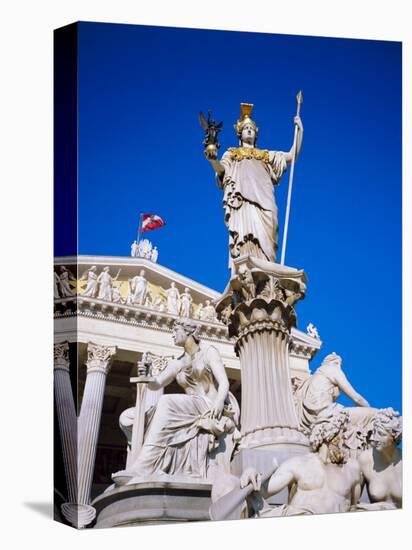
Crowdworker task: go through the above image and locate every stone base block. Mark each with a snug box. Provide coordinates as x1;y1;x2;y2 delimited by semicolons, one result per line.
92;481;212;528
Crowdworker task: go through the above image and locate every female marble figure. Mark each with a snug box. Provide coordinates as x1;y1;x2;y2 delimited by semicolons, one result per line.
150;246;158;263
241;407;362;517
205;103;303;271
59;266;75;297
97;267;119;301
179;287;193;318
132;269;148;305
131;240;138;257
81;266;98;297
357;408;402;510
119;320;240;484
165;282;180;314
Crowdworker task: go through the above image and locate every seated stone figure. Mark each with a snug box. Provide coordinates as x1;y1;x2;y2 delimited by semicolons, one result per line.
240;406;362;517
114;319;240;488
356;407;402;510
294;352;377;450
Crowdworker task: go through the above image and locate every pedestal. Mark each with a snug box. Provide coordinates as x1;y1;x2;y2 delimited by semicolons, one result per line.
93;482;212;527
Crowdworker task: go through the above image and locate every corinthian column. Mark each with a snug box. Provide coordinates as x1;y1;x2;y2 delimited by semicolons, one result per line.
54;342;78;525
77;342;116;528
216;256;308;450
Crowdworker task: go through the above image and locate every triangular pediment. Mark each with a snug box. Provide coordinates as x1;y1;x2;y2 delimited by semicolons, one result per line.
55;255;220;311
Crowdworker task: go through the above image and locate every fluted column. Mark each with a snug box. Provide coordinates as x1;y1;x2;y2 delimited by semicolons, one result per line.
77;343;116;528
54;342;79;525
236;318;304;448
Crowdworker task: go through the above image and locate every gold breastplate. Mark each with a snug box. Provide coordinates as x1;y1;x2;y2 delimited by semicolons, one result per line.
228;147;270;162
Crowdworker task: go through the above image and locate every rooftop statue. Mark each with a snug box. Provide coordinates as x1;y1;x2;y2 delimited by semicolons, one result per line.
179;287;193;318
131;269;148;306
81;266;98;298
165;282;180;315
58;266;76;297
97;266;121;302
203;102;303;272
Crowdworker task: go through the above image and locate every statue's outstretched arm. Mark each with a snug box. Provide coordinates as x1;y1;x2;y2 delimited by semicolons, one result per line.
204;146;225;179
146;360;179;391
207;157;225;180
334;369;370;407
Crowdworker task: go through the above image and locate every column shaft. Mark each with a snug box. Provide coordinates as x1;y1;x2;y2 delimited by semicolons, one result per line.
239;329;298;437
76;343;116;527
54;343;77;505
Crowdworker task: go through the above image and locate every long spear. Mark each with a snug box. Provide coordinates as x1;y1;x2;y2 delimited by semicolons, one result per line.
280;90;303;265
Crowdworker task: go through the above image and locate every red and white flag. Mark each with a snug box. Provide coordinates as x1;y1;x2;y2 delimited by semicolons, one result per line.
141;213;165;233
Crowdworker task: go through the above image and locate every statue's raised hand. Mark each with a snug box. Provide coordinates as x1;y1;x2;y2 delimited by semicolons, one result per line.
205;146;218;161
294;114;303;132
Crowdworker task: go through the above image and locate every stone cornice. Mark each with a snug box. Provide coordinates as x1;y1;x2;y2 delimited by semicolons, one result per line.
289;326;322;360
55;296;231;344
55;297;322;361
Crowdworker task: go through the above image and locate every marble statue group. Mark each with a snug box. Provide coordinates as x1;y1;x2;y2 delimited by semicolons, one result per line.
131;238;158;262
54;99;402;527
104;101;402;521
55;262;219;320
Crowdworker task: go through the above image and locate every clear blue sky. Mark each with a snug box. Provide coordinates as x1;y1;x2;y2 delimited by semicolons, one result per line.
76;22;402;413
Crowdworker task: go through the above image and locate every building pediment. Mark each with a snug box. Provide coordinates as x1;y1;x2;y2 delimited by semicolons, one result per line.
55;255;221;311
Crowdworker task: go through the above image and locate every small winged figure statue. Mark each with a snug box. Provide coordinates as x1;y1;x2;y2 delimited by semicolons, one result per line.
199;111;223;155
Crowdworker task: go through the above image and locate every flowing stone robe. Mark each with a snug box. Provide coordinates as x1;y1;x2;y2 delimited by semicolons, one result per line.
180;291;193;318
166;286;180;315
127;343;240;481
132;274;148;305
218;148;287;270
54;272;61;299
59;270;74;297
97;271;114;301
82;270;98;297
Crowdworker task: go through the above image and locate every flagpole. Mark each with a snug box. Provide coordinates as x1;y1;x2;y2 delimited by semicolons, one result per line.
137;213;143;244
280;90;303;266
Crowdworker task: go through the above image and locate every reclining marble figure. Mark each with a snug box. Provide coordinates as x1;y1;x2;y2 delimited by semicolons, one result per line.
239;406;363;517
294;352;381;450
